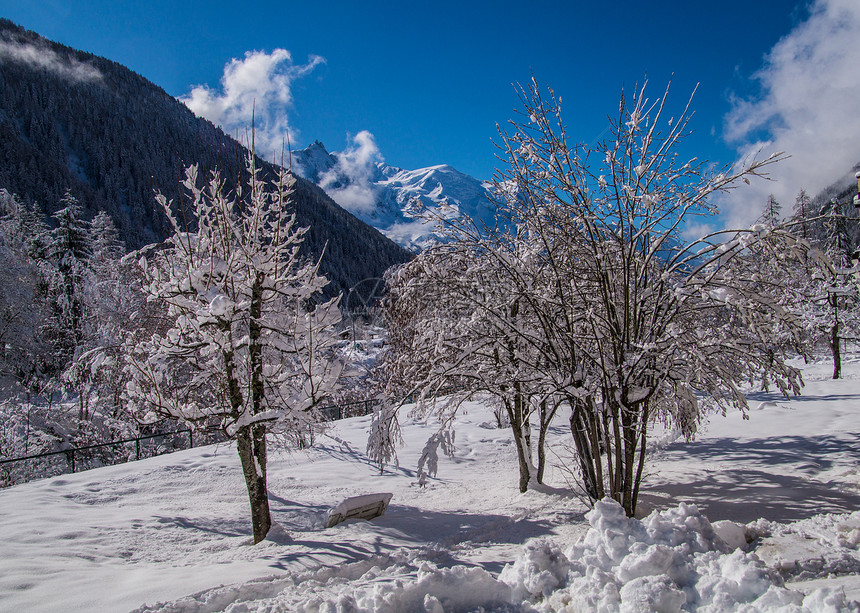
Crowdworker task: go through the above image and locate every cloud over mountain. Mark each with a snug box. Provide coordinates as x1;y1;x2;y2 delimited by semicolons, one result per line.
319;131;383;214
180;49;324;161
0;37;101;82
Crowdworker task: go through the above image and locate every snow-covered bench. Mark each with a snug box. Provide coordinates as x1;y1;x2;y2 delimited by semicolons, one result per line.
325;493;393;528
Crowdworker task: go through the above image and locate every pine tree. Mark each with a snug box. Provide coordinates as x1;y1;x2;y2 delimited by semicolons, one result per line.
819;200;860;379
758;195;782;226
88;210;124;269
63;209;130;418
49;190;91;351
0;190;56;389
24;201;51;262
790;189;818;244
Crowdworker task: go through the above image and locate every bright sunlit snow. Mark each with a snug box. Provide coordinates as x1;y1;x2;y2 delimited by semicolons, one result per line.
0;357;858;612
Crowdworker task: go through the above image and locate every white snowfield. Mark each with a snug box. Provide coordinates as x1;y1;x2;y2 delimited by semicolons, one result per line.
0;357;858;612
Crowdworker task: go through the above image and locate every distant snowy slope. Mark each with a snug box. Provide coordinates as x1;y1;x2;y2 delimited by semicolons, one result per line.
292;141;497;250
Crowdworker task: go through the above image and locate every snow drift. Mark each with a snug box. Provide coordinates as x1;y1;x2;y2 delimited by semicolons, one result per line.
138;500;857;612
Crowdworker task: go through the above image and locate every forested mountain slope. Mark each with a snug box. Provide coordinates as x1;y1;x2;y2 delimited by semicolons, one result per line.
0;19;411;295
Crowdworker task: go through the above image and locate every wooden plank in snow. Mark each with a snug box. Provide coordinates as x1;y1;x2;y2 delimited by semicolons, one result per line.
325;493;393;528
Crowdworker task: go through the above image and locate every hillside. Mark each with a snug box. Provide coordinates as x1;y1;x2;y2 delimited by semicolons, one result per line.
0;356;857;611
0;20;411;295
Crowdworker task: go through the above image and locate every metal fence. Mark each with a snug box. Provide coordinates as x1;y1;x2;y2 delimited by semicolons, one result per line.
0;389;468;488
317;399;377;421
0;398;383;488
0;429;193;488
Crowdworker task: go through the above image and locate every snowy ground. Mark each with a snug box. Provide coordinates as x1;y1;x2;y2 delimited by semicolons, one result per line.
0;357;857;612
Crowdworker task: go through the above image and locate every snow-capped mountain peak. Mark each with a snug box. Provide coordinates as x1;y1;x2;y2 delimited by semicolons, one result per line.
291;140;337;183
292;141;497;250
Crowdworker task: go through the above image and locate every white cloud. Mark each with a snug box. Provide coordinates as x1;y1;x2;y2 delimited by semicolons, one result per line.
681;221;718;242
722;0;860;227
180;49;324;161
0;38;101;82
320;131;383;214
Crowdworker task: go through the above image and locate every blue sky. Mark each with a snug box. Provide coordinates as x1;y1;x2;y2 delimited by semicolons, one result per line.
4;0;860;225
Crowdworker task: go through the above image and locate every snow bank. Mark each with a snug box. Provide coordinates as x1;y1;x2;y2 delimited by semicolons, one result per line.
341;500;855;612
316;562;512;613
152;501;856;612
137;551;514;613
751;510;860;582
502;500;856;612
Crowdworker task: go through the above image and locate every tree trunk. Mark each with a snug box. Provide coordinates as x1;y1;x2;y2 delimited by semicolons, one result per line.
568;397;601;500
631;412;648;518
513;428;532;493
238;275;272;543
505;395;533;493
249;275;265;414
537;400;547;484
831;294;841;380
609;402;623;504
588;400;606;499
620;404;638;517
236;423;271;544
224;292;271;544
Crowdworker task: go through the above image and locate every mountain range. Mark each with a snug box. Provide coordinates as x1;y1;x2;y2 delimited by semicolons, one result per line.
2;16;857;275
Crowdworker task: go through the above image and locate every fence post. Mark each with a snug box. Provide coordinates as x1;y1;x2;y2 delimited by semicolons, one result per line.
69;449;75;473
136;439;140;461
188;430;193;449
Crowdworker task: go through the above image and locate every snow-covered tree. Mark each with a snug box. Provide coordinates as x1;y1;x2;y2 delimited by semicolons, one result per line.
790;189;820;245
88;210;125;271
0;191;53;387
813;200;860;379
125;154;344;543
0;189;50;259
381;214;577;492
0;191;58;389
775;195;860;380
386;79;808;516
382;239;549;492
49;190;91;355
493;79;809;515
63;210;131;419
758;195;782;226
